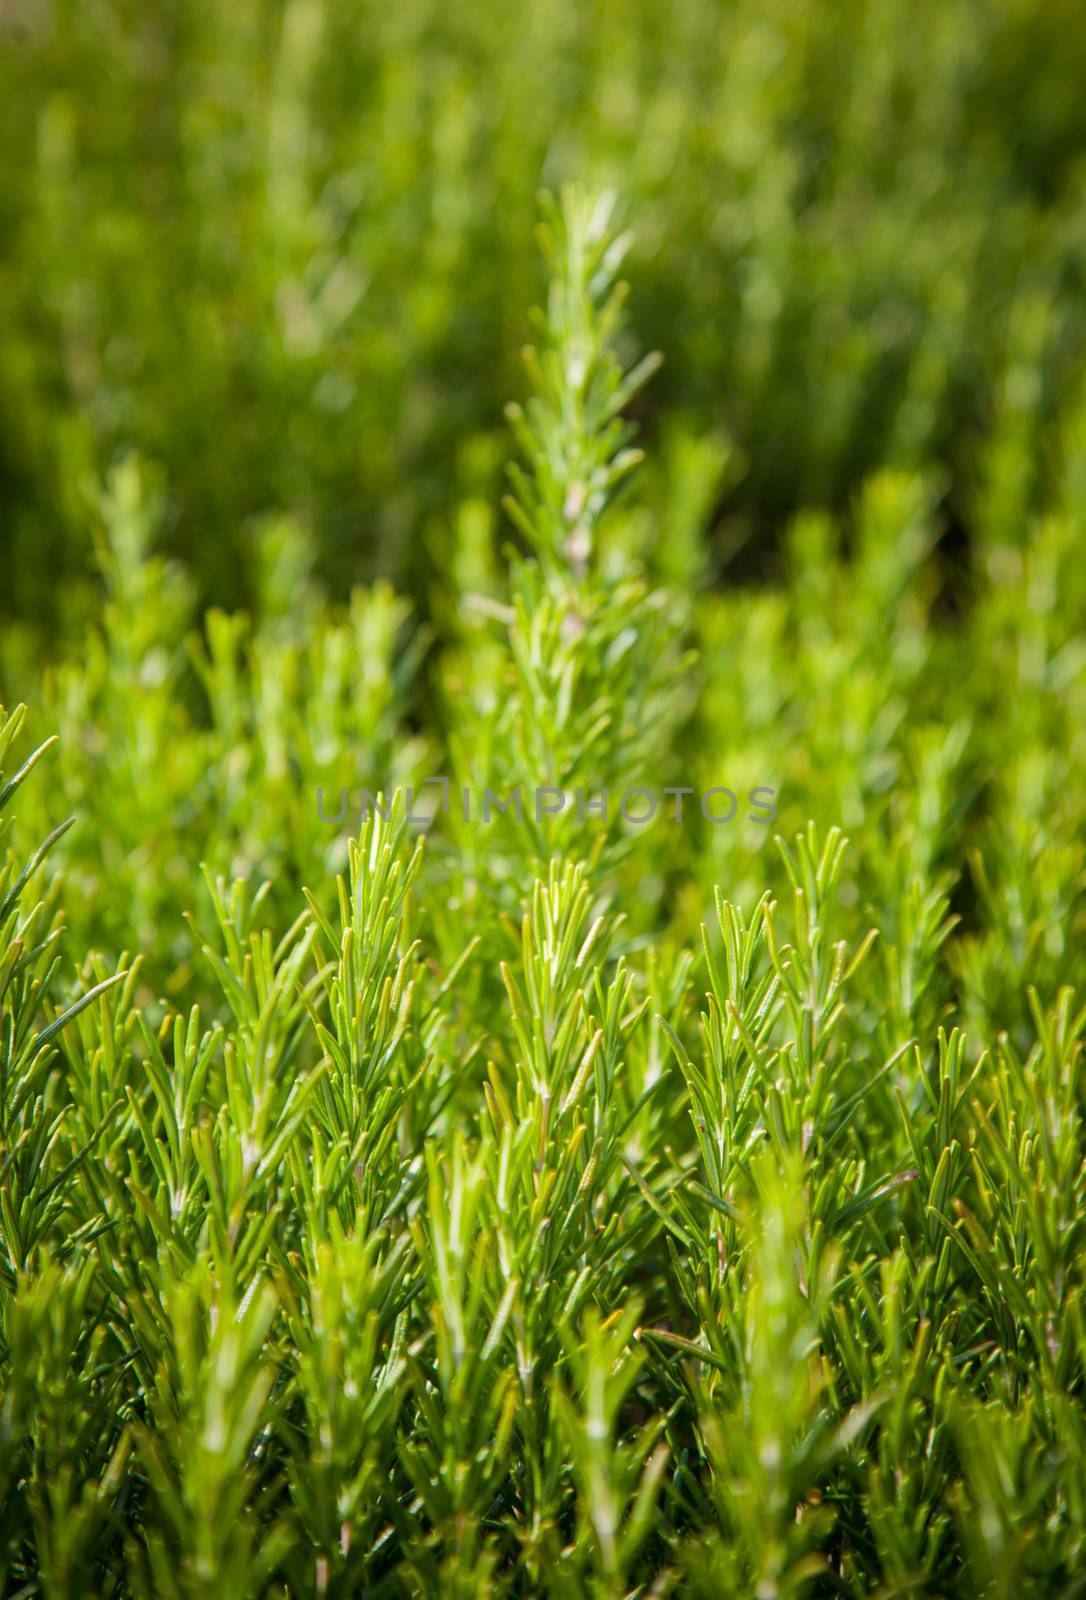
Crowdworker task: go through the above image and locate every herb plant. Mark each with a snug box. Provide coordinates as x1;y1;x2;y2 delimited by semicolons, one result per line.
1;187;1085;1597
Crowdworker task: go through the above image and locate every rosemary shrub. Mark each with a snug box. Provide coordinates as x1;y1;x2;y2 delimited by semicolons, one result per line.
1;188;1085;1598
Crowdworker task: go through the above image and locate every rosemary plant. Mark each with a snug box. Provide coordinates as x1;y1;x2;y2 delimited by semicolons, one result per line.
0;187;1085;1599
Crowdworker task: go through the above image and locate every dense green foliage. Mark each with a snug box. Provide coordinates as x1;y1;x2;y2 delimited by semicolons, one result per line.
4;0;1086;660
1;175;1085;1595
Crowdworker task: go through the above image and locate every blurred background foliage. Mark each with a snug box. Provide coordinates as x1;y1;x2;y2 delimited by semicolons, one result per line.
3;0;1086;665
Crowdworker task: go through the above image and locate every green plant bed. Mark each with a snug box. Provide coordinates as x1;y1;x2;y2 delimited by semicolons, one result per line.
1;189;1084;1597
